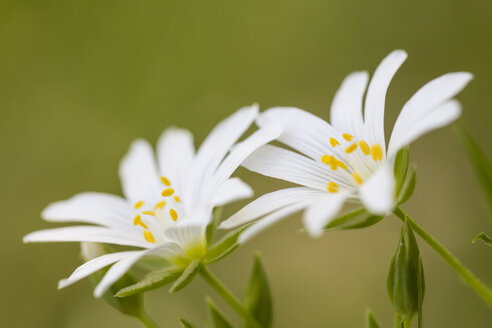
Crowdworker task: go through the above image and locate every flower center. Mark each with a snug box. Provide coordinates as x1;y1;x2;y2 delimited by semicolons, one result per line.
321;133;383;193
132;176;182;244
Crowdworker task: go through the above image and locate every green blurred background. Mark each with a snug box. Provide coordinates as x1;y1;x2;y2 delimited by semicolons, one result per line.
1;0;491;327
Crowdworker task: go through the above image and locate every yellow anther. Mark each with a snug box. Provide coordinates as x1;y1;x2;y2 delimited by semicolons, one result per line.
330;138;340;147
161;188;175;197
143;230;156;243
352;172;363;185
134;201;144;209
160;176;171;186
336;160;348;170
321;155;337;170
169;208;178;221
326;181;340;193
358;140;370;155
154;201;166;209
342;133;353;142
371;144;383;161
345;143;357;153
141;210;156;216
133;214;148;229
174;196;181;203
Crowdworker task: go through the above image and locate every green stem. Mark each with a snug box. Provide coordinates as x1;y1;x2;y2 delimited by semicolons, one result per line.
394;206;492;308
137;311;160;328
395;313;403;328
199;265;261;328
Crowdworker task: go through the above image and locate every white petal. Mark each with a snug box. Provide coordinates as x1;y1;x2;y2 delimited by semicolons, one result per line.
388;100;462;158
185;105;258;209
388;72;472;156
58;251;140;289
93;242;185;297
119;140;161;204
157;127;195;192
210;177;253;207
238;203;309;244
220;187;327;229
257;107;343;160
162;223;206;256
364;50;408;150
242;145;347;191
359;163;395;215
303;193;347;238
41;193;132;229
23;226;148;248
212;124;283;187
330;71;369;137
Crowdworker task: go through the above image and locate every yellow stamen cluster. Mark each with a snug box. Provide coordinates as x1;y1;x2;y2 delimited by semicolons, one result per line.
327;181;339;193
131;176;182;244
322;133;385;189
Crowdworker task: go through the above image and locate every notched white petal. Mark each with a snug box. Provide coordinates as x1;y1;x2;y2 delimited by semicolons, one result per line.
303;193;347;238
359;163;395;215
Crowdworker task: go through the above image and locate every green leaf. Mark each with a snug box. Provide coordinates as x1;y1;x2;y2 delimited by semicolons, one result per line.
91;268;143;317
324;208;384;231
169;259;201;293
394;146;410;197
205;223;252;264
116;267;182;297
455;123;492;217
178;318;196;328
365;308;381;328
243;253;273;328
207;298;233;328
417;254;424;328
207;207;223;245
396;166;416;205
387;219;424;320
472;232;492;247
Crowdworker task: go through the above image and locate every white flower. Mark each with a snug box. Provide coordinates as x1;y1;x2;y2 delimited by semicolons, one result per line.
220;50;472;239
24;104;282;297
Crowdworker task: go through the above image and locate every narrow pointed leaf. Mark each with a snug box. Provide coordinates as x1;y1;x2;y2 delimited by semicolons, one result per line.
116;267;182;297
324;208;384;231
417;254;424;328
394;146;410;197
169;259;201;293
243;253;273;328
207;298;233;328
387;219;423;319
178;318;196;328
365;308;381;328
91;268;143;317
472;232;492;247
455;123;492;217
205;223;252;264
396;166;416;205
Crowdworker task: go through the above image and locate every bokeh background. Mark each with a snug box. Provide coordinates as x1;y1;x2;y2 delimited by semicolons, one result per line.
2;0;492;327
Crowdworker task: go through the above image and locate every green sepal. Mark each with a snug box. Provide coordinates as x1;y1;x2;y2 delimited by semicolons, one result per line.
454;122;492;217
243;253;273;328
207;207;224;246
207;298;233;328
116;266;182;297
387;219;424;319
394;146;410;197
169;259;201;293
365;308;381;328
90;268;143;317
324;208;384;231
178;318;196;328
396;166;416;205
205;223;252;264
472;232;492;247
